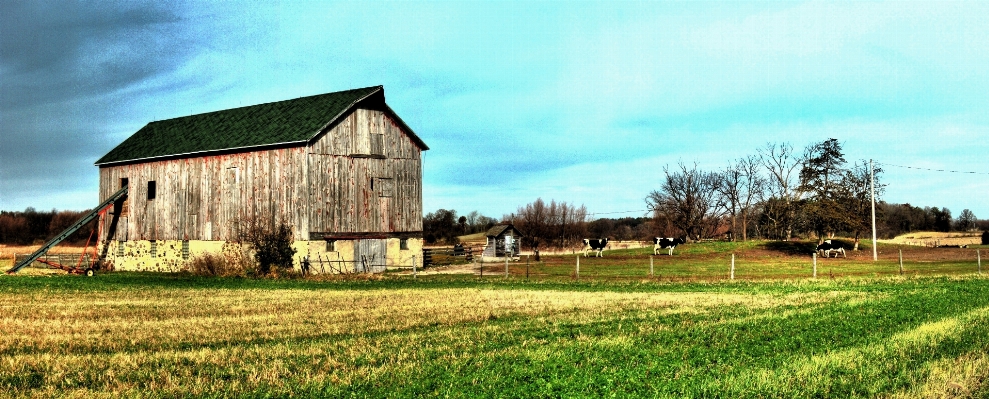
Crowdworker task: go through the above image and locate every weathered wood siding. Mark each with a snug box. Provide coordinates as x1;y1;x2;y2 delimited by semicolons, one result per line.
98;106;424;242
99;147;310;242
307;107;423;234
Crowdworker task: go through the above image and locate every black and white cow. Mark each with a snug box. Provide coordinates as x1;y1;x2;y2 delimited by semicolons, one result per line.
582;238;609;257
653;237;685;256
816;240;846;258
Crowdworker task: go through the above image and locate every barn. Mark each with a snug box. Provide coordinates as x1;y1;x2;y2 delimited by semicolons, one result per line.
94;85;428;273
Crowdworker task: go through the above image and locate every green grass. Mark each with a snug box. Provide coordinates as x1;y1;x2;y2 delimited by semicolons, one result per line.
2;272;988;398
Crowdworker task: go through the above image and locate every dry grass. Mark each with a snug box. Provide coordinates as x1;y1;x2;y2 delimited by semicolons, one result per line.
884;232;983;247
0;244;93;258
4;274;988;397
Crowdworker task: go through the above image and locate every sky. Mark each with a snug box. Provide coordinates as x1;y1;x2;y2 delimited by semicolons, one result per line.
2;1;988;221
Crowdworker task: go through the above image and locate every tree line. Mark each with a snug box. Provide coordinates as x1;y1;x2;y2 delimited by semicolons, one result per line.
422;209;499;244
0;208;99;246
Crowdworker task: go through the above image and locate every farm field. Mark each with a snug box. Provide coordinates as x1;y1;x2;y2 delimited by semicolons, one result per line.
2;271;988;398
471;240;987;281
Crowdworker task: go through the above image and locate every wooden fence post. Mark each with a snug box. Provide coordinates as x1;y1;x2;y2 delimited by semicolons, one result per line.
899;249;903;275
978;250;981;275
412;256;417;279
650;256;654;277
813;252;817;278
576;256;580;280
478;256;482;279
730;254;735;280
526;254;530;280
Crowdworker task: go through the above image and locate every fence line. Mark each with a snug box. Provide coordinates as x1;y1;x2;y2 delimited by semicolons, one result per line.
464;248;987;281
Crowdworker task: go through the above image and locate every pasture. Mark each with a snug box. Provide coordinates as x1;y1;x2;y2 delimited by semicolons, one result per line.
471;240;986;281
2;270;988;397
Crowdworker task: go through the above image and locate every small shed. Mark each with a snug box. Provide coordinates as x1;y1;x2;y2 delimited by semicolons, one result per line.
482;224;523;260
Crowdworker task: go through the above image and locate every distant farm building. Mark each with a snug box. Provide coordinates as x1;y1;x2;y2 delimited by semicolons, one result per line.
95;86;428;272
482;224;523;261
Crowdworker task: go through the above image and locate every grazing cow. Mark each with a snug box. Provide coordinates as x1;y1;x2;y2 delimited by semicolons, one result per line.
653;237;686;256
816;240;846;258
582;238;609;257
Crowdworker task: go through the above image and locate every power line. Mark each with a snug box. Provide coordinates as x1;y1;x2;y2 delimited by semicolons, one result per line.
877;161;989;175
586;209;651;217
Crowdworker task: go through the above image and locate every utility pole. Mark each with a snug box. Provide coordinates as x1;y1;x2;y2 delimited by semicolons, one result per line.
870;159;878;261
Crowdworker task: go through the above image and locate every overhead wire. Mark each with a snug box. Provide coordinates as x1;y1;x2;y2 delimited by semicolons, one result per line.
875;161;989;175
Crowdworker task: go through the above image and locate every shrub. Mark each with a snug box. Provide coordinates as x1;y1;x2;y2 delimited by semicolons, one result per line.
240;219;296;276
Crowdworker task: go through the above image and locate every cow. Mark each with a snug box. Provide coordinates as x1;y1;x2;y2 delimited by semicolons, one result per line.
582;238;609;257
653;237;685;256
816;240;846;258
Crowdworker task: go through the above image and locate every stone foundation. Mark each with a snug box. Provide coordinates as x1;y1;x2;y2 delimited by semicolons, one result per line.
100;238;423;273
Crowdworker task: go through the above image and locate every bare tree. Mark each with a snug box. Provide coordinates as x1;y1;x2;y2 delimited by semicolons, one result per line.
757;142;807;240
715;155;766;241
511;198;587;250
645;162;722;241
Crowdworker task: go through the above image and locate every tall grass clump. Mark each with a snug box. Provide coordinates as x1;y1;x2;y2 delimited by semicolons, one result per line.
182;241;257;277
183;253;238;277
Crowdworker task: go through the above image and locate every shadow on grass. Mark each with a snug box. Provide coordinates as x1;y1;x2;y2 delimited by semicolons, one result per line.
763;240;819;255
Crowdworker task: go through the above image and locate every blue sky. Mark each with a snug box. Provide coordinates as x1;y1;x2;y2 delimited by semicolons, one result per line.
2;1;987;221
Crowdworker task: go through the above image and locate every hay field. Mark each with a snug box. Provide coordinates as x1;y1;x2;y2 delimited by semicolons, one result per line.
2;273;988;398
883;232;983;247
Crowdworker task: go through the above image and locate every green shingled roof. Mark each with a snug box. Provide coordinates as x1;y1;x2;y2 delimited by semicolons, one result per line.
96;86;426;165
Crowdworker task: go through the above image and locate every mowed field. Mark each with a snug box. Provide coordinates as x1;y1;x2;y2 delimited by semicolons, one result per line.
3;240;988;397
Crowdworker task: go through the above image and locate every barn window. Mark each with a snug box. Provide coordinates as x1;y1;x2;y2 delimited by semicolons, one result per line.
375;178;394;197
119;178;130;216
400;238;409;250
227;167;240;184
117;240;125;257
150;240;157;258
326;239;336;252
147;181;156;200
182;240;190;260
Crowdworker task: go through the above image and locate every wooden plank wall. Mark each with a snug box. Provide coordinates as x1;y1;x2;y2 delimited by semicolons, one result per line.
308;107;423;234
98;147;309;242
98;106;424;242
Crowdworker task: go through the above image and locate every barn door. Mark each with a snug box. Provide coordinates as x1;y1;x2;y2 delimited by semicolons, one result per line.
355;239;386;273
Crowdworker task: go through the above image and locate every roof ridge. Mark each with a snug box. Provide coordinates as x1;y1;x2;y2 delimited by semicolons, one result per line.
148;85;383;124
